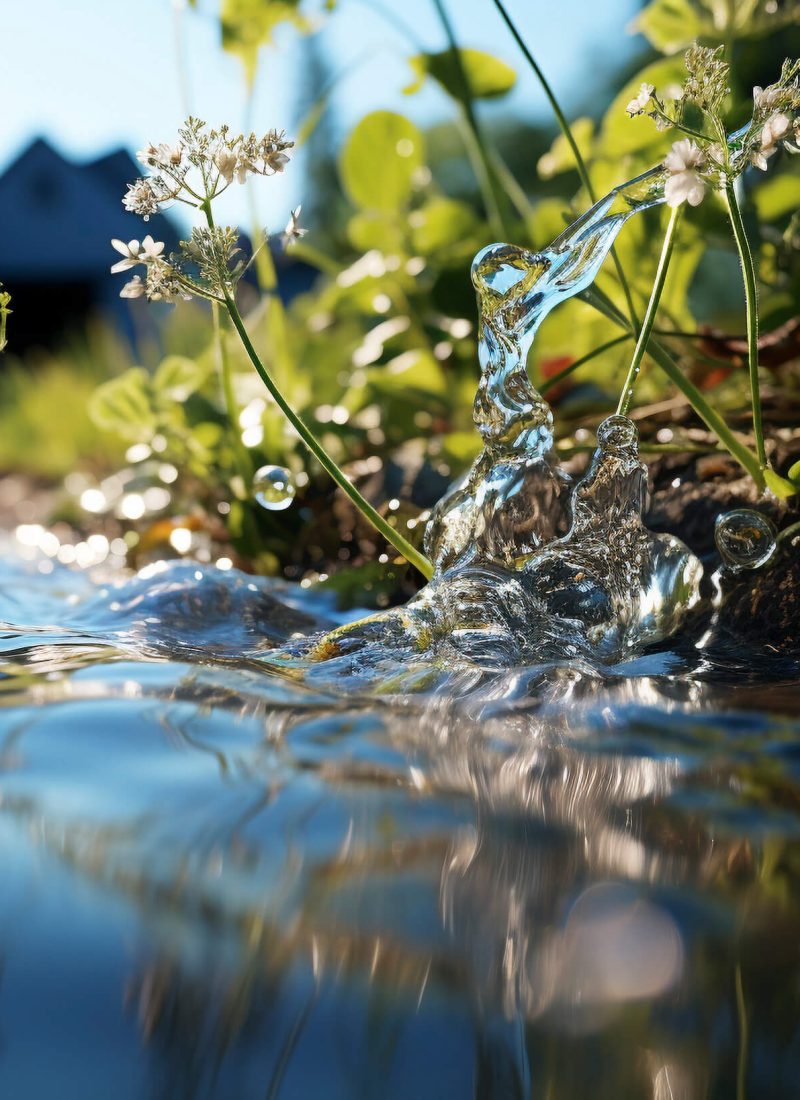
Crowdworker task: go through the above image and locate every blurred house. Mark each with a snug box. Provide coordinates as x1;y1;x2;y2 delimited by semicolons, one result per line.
0;139;316;354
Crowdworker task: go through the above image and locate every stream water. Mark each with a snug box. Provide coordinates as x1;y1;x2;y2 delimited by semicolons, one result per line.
0;548;799;1099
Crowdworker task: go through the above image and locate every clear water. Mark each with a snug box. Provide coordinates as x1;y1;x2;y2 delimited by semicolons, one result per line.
3;120;795;1097
1;547;799;1099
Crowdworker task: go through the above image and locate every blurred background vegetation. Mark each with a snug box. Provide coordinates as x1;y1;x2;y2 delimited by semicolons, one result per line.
1;0;799;605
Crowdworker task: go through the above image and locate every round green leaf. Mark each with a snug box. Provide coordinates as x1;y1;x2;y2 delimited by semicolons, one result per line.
409;197;476;255
154;354;209;401
405;48;517;100
88;368;155;443
340;111;425;213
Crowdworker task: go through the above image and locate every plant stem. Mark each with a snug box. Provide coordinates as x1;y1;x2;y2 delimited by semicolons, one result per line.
431;0;512;238
211;302;252;483
540;334;631;395
617;206;681;415
220;288;434;580
582;286;765;487
724;179;768;471
489;0;639;333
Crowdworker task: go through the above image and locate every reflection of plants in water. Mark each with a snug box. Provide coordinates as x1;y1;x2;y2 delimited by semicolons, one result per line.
3;664;800;1095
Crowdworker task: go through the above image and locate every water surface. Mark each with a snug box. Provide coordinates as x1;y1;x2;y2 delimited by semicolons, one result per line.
1;549;799;1099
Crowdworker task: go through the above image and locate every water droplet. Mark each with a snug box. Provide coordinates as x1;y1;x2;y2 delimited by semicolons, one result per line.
715;509;777;570
597;414;638;455
253;465;296;511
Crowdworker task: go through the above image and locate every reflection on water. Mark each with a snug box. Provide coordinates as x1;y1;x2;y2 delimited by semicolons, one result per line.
0;551;800;1098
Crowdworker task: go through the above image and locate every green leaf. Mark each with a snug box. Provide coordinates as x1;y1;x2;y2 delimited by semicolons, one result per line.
404;48;516;100
765;468;799;499
409;198;476;255
153;354;209;401
753;174;800;221
221;0;307;83
88;368;156;443
347;211;407;254
537;118;594;179
368;349;447;398
789;458;800;484
339;111;425;213
632;0;709;54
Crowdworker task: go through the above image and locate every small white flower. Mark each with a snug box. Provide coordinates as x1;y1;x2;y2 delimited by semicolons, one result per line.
123;178;160;220
751;111;792;170
110;238;141;273
235;157;253;185
663;138;707;208
214;147;237;184
626;82;654;117
137;142;183;169
753;85;782;112
265;149;291;174
139;235;165;263
281;206;307;248
120;276;146;299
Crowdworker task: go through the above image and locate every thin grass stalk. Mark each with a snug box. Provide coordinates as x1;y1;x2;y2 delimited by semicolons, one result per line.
431;0;512;238
582;286;765;486
724;179;767;471
221;287;434;579
617;207;680;416
489;0;639;332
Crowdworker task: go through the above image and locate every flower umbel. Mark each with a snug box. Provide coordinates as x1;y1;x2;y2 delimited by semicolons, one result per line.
113;118;297;305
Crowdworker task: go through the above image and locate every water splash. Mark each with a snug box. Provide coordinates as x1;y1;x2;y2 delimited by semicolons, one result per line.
311;148;737;670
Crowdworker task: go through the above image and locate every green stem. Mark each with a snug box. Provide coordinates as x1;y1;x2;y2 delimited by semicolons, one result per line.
540;334;631;395
431;0;511;238
211;302;252;483
724;179;768;470
221;288;433;580
490;0;639;333
582;287;765;487
617;206;680;415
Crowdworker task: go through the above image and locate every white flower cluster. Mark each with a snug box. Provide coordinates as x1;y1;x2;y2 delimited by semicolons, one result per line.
110;236;188;302
625;51;799;209
113;118;304;304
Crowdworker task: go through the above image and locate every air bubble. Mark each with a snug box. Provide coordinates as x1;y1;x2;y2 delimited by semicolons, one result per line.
715;509;777;571
253;465;296;511
596;415;638;455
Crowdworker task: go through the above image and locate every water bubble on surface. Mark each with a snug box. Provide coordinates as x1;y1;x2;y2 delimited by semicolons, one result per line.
596;414;638;454
253;465;296;511
714;508;777;571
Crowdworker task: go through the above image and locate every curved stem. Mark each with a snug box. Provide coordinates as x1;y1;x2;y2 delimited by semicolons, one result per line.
617;206;681;415
222;289;434;580
211;302;253;483
724;179;767;470
490;0;639;333
583;286;765;487
431;0;511;238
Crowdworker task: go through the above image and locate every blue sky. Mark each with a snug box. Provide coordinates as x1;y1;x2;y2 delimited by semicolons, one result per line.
0;0;641;231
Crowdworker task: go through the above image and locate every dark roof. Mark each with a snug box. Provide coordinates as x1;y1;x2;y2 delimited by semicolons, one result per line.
0;138;181;281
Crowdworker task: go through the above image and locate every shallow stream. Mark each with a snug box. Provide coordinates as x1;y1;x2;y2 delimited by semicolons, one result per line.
1;547;800;1099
